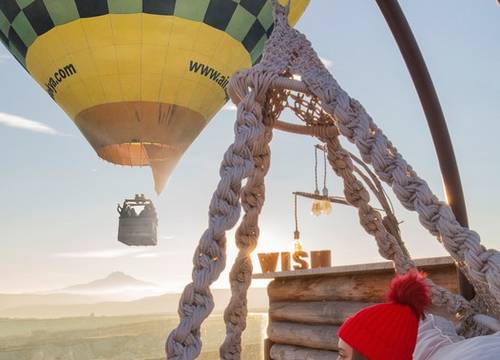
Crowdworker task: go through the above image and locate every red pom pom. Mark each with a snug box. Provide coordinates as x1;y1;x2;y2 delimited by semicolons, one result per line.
387;271;431;319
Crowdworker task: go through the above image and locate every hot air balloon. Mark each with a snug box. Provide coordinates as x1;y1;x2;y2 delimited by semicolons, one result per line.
0;0;309;194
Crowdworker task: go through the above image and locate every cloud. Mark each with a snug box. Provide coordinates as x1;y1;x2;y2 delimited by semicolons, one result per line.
54;248;145;259
320;57;333;69
0;112;62;135
134;249;180;258
134;250;187;259
135;253;160;258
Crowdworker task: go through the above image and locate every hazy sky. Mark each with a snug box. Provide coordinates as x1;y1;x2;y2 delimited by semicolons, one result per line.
1;1;499;293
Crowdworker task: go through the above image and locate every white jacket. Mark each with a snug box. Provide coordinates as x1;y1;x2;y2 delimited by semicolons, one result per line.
413;314;500;359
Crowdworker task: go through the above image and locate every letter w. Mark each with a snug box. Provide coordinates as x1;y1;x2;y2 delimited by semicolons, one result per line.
189;60;203;73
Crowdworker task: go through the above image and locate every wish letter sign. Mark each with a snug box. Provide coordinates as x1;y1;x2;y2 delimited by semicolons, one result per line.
258;250;332;273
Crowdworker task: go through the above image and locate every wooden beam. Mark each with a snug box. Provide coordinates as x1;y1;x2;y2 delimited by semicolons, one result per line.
270;300;455;324
268;266;458;302
270;301;372;325
270;344;338;360
268;321;339;351
254;256;454;279
264;338;274;360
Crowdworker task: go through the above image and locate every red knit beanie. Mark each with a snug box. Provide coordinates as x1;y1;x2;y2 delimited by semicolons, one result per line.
338;271;431;360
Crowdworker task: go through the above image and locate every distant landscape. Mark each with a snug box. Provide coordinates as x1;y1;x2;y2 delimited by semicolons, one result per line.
0;314;266;360
0;273;268;360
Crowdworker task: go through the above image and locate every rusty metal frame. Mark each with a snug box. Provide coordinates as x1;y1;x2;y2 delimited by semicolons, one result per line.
376;0;475;299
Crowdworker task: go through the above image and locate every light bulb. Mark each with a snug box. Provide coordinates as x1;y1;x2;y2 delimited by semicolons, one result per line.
311;200;322;216
294;239;303;253
293;230;303;253
320;200;332;215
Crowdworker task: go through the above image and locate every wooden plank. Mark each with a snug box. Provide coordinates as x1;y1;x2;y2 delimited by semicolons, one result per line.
253;256;454;279
270;301;455;324
270;344;338;360
264;338;274;360
267;321;339;351
270;301;372;325
268;266;458;302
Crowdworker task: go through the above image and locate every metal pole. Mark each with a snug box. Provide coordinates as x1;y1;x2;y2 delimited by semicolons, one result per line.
375;0;475;300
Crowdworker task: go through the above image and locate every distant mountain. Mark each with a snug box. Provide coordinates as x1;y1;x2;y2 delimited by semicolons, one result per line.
0;288;268;319
58;272;157;294
0;272;268;319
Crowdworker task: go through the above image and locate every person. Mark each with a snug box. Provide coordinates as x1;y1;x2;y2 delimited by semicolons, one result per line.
414;313;500;360
117;202;130;218
128;206;137;217
337;271;431;360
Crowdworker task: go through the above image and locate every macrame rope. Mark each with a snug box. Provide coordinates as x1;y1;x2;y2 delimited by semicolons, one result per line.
219;71;277;360
165;72;271;359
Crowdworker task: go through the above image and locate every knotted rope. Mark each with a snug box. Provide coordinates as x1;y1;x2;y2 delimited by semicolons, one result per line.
219;71;278;360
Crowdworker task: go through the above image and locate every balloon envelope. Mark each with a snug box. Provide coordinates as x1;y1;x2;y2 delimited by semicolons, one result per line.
0;0;309;193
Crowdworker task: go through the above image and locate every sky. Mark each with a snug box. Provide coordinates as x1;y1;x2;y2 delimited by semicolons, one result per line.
0;1;499;294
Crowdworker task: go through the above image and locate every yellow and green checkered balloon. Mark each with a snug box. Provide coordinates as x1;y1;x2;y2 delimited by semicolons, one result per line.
0;0;309;193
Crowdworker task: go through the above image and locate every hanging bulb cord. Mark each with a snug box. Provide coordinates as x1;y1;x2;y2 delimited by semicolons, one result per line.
314;144;329;197
314;146;319;194
294;193;300;239
322;145;328;196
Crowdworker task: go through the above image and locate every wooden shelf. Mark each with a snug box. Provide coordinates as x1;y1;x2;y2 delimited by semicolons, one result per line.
253;256;454;279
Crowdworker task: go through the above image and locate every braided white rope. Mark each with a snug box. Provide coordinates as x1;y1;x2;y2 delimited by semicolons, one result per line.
219;72;277;359
165;74;271;359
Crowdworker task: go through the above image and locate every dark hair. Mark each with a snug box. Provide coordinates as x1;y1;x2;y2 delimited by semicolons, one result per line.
352;350;368;360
